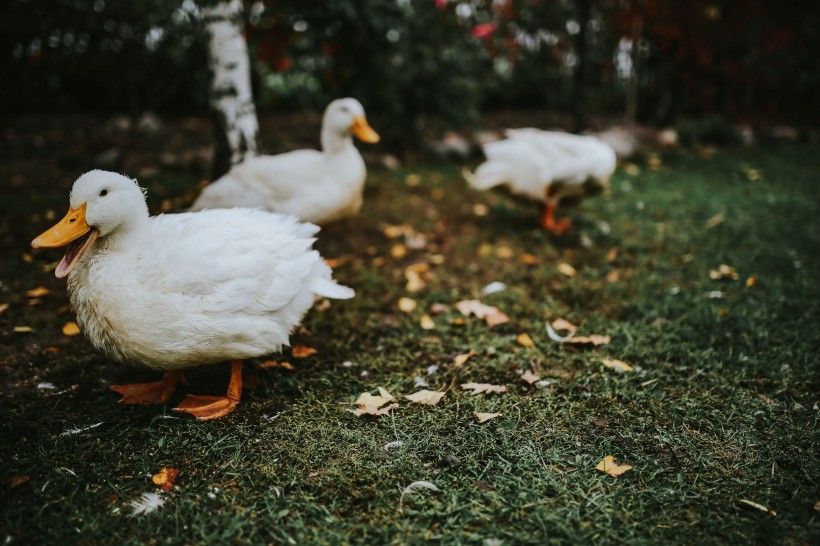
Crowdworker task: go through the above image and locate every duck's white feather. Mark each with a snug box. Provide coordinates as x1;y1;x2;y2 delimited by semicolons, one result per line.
190;98;375;225
63;171;353;371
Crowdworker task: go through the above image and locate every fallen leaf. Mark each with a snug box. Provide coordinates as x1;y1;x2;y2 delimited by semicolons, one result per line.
745;276;757;287
738;499;776;517
705;212;725;228
390;244;407;259
740;167;763;181
476;412;501;423
472;203;489;216
461;383;507;395
14;326;32;333
405;263;429;292
709;264;739;280
292;345;317;358
606;271;620;283
26;287;49;298
717;309;729;316
557;263;577;277
62;321;81;336
382;224;411;239
350;388;398;417
595;455;633;477
7;475;30;488
551;318;578;331
520;371;540;384
516;333;536;347
606;247;618;262
0;303;8;315
566;334;611;346
151;467;179;492
324;256;353;269
601;359;633;372
420;315;436;330
455;299;510;327
453;350;476;367
405;390;446;405
260;360;294;370
520;253;539;265
624;163;640;176
429;303;450;314
495;246;514;259
398;297;417;313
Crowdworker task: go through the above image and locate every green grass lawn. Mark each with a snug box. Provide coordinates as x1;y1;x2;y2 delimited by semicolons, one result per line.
2;145;818;544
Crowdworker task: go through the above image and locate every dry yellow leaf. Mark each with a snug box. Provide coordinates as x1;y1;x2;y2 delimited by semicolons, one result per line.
709;264;739;280
461;383;507;395
62;322;81;336
404;390;446;405
606;271;620;283
455;300;510;327
624;163;640;176
495;246;514;259
292;345;318;358
429;303;450;314
745;276;757;287
557;263;577;277
453;350;476;367
14;326;32;333
705;212;725;228
475;412;501;423
383;224;411;239
351;388;398;417
0;303;8;315
151;467;179;492
478;243;494;257
430;188;444;200
566;334;611;346
595;455;633;476
472;203;489;216
551;318;578;331
26;287;49;298
391;244;408;259
398;297;417;313
516;333;536;347
420;315;436;330
738;499;776;517
521;371;540;384
601;359;633;372
405;263;429;292
260;360;294;370
606;247;618;263
405;174;421;186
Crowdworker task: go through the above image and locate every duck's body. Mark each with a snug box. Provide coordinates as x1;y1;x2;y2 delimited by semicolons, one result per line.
190;98;379;224
33;170;353;419
465;129;616;233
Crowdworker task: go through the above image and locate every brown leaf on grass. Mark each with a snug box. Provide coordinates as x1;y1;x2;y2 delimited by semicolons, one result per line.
26;287;49;298
260;360;294;370
7;475;30;488
350;387;398;417
461;383;507;395
595;456;633;477
551;318;578;331
382;224;412;239
516;333;536;347
745;276;757;288
14;326;32;333
520;253;540;265
565;334;611;346
495;246;514;259
601;359;634;372
606;247;618;262
390;244;407;259
453;350;476;367
472;203;489;217
0;303;9;315
292;345;317;358
557;263;577;277
62;322;81;336
405;390;446;405
151;467;179;491
455;300;510;327
520;371;540;384
705;212;725;228
405;263;429;292
429;303;450;314
324;256;353;269
606;271;620;283
710;264;739;280
475;412;501;423
398;297;417;313
420;315;436;330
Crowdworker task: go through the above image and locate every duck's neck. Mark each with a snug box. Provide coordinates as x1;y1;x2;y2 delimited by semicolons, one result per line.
96;213;151;254
321;129;354;155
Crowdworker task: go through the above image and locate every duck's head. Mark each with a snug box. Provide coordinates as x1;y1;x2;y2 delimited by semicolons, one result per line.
31;170;148;278
323;98;380;144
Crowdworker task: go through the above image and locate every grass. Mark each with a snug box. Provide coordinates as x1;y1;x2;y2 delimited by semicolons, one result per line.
1;144;819;544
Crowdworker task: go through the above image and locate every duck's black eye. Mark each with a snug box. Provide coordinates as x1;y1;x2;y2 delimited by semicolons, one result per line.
99;189;108;197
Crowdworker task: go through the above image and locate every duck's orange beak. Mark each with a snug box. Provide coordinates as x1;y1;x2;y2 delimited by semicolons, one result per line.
31;204;99;278
351;116;380;143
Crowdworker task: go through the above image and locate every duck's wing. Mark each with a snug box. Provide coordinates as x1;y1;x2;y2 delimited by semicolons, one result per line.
465;137;551;200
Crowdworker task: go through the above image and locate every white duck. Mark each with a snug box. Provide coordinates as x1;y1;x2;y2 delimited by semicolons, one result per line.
189;98;380;224
464;129;616;234
32;170;354;420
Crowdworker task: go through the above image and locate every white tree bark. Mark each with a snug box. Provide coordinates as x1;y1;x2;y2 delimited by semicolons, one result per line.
202;0;259;176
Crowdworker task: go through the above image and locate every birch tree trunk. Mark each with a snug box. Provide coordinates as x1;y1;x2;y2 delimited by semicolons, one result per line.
202;0;260;179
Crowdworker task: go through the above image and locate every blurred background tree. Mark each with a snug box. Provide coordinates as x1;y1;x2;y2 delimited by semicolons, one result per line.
2;0;818;152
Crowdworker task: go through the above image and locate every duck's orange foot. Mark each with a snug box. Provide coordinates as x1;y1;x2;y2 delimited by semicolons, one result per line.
111;371;182;405
550;218;573;235
174;395;238;420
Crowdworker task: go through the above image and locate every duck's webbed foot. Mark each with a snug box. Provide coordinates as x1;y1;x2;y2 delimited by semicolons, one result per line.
111;371;183;405
174;361;243;420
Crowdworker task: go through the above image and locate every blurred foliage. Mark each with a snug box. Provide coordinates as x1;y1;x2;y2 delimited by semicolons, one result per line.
1;0;818;146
